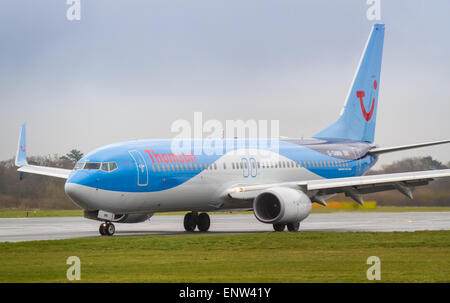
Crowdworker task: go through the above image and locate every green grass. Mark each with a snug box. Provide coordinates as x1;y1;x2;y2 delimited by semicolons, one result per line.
0;209;83;218
1;206;450;218
1;231;450;282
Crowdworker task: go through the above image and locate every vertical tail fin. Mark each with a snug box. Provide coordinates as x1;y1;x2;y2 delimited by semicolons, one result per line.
314;23;385;143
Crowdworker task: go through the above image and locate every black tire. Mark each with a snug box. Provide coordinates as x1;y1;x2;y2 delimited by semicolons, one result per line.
287;222;300;232
99;223;107;236
183;213;197;232
273;223;286;232
106;223;115;236
197;213;210;232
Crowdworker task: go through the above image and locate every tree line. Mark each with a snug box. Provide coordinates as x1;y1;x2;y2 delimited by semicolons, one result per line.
0;151;449;210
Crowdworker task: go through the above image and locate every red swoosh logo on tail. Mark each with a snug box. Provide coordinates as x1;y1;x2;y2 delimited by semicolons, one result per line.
356;80;377;122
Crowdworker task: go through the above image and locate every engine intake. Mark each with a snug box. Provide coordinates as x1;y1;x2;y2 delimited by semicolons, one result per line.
253;187;312;224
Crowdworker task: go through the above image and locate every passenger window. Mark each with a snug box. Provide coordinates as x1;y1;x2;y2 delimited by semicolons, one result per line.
152;165;156;172
223;163;227;169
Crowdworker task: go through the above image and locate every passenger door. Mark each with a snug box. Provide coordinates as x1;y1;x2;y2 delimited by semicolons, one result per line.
128;150;148;186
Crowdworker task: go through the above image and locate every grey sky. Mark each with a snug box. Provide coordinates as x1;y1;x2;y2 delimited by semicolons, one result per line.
1;0;449;169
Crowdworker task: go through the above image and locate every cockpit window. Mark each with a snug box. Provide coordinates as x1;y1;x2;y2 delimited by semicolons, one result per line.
100;162;118;172
74;161;117;171
109;162;117;171
101;163;109;171
84;162;101;170
74;162;85;170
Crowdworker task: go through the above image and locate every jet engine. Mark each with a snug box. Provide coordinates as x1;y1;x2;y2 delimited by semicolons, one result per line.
253;187;312;224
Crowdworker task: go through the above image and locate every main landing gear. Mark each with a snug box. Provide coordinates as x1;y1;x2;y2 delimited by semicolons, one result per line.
99;221;115;236
184;212;210;232
273;222;300;232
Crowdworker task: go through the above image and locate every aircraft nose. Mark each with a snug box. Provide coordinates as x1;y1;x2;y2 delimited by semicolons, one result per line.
64;182;94;210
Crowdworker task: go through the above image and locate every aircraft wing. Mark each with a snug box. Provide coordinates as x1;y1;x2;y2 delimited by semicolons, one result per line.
17;165;71;179
228;169;450;204
15;123;72;180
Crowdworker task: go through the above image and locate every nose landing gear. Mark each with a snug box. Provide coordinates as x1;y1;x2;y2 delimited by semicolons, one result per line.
183;212;210;232
99;222;115;236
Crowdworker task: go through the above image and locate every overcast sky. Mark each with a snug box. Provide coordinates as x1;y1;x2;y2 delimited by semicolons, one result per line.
1;0;449;168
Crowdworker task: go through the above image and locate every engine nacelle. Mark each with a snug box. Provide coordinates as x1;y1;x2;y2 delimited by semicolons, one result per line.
84;211;152;223
253;187;312;224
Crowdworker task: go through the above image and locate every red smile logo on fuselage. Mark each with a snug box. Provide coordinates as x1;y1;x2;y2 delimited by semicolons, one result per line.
356;80;377;122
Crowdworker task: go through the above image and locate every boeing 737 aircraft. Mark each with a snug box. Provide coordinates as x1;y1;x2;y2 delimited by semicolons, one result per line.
15;24;450;236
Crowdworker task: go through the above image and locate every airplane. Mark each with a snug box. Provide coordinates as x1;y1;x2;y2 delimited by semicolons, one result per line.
14;23;450;236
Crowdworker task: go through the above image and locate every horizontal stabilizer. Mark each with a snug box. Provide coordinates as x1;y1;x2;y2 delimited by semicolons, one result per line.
368;140;450;155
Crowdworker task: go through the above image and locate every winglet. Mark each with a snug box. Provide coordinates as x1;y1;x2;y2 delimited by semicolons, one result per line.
15;123;28;167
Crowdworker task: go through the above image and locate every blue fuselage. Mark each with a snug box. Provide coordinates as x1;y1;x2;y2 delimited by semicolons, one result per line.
66;138;378;194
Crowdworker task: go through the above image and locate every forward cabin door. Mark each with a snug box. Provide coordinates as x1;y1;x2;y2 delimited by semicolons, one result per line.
128;150;149;186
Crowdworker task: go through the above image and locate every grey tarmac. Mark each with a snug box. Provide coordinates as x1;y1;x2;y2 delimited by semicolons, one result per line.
1;212;450;242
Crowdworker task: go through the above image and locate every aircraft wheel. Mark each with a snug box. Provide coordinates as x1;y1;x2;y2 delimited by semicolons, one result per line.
183;212;197;232
105;222;115;236
287;222;300;232
197;213;210;232
99;222;107;236
273;223;286;232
